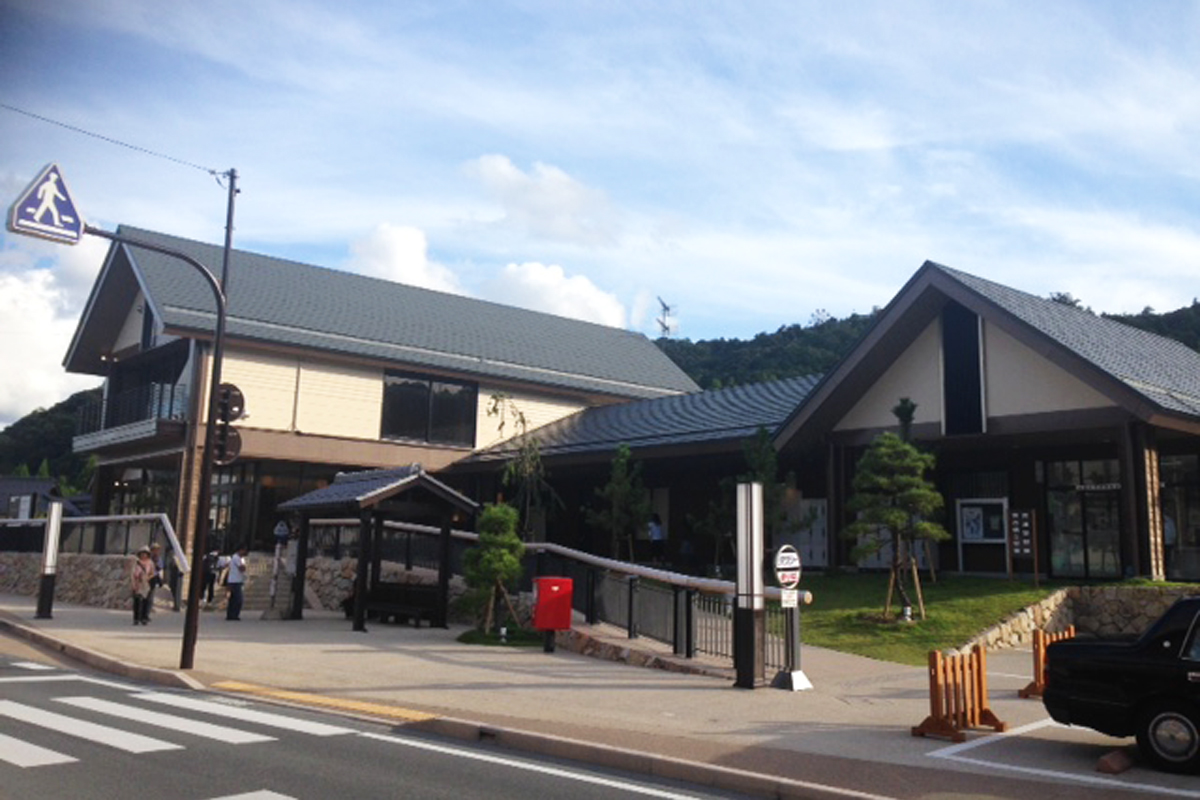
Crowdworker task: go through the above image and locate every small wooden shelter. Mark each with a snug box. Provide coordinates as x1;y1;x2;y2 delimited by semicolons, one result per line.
278;464;478;630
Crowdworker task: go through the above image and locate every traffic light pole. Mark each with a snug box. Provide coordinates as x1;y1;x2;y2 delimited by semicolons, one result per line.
82;224;228;670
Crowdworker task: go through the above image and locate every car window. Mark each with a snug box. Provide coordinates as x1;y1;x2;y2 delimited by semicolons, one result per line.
1185;615;1200;662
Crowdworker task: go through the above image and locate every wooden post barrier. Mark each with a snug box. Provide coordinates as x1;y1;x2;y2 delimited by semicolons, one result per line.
1018;625;1076;699
912;644;1008;742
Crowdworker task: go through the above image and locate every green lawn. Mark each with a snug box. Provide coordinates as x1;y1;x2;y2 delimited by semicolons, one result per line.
796;572;1068;666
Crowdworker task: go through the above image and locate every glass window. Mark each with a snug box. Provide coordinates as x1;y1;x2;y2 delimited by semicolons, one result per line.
429;381;475;444
1047;461;1080;487
1081;459;1119;487
381;374;430;441
381;371;476;447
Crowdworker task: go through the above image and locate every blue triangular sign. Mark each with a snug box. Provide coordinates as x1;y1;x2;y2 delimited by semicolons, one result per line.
7;163;85;245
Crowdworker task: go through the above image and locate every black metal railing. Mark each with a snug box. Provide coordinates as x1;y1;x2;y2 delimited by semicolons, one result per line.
307;519;794;672
77;383;189;434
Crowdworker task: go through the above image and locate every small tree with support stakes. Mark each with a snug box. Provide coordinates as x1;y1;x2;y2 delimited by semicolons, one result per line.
842;431;948;621
462;503;525;635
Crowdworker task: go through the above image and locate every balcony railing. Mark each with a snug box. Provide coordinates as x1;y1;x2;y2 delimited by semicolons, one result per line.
77;383;190;435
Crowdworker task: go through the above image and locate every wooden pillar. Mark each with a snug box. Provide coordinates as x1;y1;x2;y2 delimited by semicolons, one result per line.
351;510;372;632
1121;422;1157;579
289;515;311;620
436;509;452;628
826;442;844;568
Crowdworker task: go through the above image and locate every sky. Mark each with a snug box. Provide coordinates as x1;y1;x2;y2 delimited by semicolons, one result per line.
2;1;1200;428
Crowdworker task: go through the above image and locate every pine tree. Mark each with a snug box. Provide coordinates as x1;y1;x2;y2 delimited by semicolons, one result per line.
842;432;947;620
462;504;525;633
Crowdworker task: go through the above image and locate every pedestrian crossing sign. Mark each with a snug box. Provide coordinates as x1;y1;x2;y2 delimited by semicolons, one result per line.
7;163;84;245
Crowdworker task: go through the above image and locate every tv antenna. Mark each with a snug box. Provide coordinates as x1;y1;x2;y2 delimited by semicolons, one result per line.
656;296;675;337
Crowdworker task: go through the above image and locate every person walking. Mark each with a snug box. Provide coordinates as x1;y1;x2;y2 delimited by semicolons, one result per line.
147;543;165;613
202;549;220;606
130;547;154;625
648;513;666;564
225;546;248;621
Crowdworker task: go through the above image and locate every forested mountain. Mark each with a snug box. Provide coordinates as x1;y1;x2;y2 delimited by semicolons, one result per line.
1106;301;1200;352
0;387;100;493
656;311;878;389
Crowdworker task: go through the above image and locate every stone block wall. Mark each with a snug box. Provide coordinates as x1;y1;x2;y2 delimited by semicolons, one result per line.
0;552;449;613
962;584;1199;652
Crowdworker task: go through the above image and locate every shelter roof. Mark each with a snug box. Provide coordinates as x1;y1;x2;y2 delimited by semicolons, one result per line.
278;465;478;515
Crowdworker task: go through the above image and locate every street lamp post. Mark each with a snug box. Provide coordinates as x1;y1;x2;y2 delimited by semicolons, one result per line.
8;162;238;669
82;225;228;670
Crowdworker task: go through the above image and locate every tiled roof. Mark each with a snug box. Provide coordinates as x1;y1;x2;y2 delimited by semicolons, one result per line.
110;226;699;400
471;374;819;461
932;263;1200;416
278;465;477;513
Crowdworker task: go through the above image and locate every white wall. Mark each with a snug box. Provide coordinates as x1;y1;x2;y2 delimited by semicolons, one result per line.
983;321;1111;416
835;321;942;432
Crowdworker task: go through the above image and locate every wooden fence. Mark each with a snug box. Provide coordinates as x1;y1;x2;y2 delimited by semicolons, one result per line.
912;644;1007;742
1018;625;1076;699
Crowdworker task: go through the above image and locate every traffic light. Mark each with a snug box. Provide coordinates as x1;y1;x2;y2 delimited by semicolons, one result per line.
213;383;244;466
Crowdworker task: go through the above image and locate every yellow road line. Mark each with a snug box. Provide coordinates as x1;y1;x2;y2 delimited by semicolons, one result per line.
213;680;436;722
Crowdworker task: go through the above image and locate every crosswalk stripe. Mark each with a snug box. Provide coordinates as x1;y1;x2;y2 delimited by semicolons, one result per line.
136;693;354;736
0;700;181;753
0;731;77;767
55;696;277;744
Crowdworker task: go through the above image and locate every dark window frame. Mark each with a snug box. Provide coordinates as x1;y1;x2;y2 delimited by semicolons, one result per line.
380;370;478;447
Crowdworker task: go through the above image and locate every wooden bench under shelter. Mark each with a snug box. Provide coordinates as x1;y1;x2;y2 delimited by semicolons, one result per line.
278;464;479;631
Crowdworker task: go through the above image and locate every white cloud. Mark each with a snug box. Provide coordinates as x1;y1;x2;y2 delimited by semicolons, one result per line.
0;269;100;428
465;155;619;246
484;262;626;328
345;223;463;295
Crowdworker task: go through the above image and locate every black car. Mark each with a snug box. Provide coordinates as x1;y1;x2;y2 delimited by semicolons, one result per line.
1043;596;1200;773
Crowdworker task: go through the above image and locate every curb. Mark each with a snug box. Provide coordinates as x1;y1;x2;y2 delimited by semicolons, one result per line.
208;681;894;800
0;611;203;691
417;716;893;800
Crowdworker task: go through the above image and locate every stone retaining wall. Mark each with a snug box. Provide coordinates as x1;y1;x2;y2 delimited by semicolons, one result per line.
0;552;446;612
962;584;1199;652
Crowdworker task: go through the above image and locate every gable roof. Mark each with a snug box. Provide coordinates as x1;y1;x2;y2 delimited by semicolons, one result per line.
278;464;478;514
468;374;820;464
64;226;699;401
775;261;1200;452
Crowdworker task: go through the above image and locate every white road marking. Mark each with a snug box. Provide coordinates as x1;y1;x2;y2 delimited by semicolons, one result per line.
0;700;181;753
928;718;1198;797
56;696;276;744
0;673;139;691
136;692;354;736
0;731;77;767
360;730;900;800
12;662;57;671
209;793;296;800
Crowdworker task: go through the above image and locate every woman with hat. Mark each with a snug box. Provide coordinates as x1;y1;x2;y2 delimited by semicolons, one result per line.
131;547;155;625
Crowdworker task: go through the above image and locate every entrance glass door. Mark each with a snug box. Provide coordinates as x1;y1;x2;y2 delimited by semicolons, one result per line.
1084;491;1121;578
1045;458;1122;579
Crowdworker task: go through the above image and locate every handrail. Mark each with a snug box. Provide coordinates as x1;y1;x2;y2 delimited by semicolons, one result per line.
308;517;795;600
1;513;189;573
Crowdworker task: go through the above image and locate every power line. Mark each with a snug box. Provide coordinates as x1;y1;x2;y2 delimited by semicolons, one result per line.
1;102;220;176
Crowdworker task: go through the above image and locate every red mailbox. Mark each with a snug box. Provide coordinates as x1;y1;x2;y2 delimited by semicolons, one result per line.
532;577;573;631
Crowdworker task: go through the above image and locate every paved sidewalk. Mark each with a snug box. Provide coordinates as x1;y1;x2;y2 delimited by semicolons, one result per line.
0;593;1166;799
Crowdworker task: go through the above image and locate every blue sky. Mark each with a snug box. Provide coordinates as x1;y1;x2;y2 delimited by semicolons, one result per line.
2;1;1200;427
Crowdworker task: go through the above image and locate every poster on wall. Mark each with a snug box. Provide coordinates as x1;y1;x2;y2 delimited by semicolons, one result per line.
961;505;984;540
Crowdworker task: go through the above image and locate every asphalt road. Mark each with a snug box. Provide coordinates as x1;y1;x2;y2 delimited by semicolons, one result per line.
0;656;754;800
